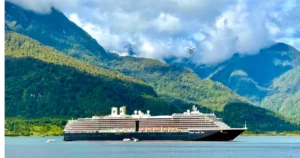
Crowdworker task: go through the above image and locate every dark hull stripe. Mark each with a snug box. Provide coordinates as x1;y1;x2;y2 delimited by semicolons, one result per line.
64;129;245;141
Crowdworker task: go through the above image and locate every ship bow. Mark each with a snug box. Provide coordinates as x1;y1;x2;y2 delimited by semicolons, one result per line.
199;128;246;141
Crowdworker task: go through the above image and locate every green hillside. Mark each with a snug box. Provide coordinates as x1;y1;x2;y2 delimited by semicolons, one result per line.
172;43;300;121
172;43;300;103
261;67;300;122
109;56;245;111
5;31;174;117
5;1;245;111
219;103;299;132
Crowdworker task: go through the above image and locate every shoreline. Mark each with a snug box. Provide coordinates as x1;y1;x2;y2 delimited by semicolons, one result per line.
6;133;300;137
241;132;300;136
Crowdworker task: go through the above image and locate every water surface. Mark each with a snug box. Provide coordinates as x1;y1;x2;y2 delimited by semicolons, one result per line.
5;136;300;158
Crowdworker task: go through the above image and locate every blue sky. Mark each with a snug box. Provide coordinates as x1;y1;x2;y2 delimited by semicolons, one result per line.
7;0;300;64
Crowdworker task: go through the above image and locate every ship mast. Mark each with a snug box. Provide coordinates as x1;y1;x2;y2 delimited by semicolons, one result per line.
244;121;247;129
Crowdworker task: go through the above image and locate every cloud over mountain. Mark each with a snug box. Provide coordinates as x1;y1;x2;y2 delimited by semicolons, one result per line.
7;0;300;64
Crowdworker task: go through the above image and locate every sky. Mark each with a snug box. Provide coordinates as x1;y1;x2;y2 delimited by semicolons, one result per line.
7;0;300;64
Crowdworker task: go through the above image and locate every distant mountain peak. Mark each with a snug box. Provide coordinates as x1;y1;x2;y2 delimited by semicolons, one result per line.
5;1;108;60
263;42;300;55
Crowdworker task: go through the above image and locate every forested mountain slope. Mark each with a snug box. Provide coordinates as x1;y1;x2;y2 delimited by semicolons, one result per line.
168;43;300;121
5;31;171;117
5;2;244;110
261;67;300;122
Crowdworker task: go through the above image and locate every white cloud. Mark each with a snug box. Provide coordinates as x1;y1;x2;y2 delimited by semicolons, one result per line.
154;12;181;34
69;13;126;53
192;0;274;64
7;0;300;64
266;22;280;36
6;0;79;14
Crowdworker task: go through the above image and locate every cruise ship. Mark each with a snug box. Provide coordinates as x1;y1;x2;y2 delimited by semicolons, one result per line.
63;106;247;141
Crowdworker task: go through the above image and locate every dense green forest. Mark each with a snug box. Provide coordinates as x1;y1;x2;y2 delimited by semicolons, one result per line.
5;2;245;111
261;67;300;122
218;103;299;132
107;56;245;111
176;43;300;121
5;118;65;136
5;31;172;117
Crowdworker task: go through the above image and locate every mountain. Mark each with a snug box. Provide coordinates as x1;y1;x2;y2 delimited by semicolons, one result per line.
5;1;245;111
7;31;299;132
5;2;108;62
168;43;300;121
5;31;169;117
5;2;300;132
261;67;300;122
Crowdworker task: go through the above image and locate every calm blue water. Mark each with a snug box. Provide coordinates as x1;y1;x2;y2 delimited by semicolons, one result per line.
5;136;300;158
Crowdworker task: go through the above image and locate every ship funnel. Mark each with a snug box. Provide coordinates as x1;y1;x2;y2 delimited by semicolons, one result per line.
111;107;118;116
120;106;126;115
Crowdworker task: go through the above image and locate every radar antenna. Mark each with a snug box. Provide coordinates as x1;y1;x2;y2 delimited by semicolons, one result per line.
192;105;197;112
